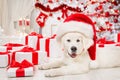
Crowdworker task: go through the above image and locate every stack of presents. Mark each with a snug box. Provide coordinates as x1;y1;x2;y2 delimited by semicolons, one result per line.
0;32;120;78
0;32;62;77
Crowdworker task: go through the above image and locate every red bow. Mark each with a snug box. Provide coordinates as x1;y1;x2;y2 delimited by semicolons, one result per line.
9;60;33;77
10;60;33;68
97;38;115;47
28;32;43;38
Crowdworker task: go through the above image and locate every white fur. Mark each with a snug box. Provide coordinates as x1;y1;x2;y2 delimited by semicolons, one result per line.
56;21;94;43
39;33;120;77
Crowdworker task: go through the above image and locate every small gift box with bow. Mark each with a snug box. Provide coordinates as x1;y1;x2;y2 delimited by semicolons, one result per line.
25;32;43;50
0;52;10;67
12;47;47;65
96;37;120;55
7;60;34;77
0;43;25;52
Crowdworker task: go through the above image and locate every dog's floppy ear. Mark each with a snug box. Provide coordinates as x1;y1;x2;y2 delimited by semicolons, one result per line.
82;37;93;51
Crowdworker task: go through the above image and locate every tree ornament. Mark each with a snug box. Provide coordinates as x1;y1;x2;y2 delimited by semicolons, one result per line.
114;19;118;23
61;7;68;18
105;12;110;17
36;12;48;28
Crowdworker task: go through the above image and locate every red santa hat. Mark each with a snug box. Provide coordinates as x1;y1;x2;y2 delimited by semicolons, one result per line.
56;13;96;60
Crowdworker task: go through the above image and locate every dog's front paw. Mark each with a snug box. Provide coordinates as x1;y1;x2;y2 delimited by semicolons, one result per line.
38;64;51;70
45;70;63;77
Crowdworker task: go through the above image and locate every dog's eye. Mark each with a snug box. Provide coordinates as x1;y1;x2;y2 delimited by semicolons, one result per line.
67;39;71;42
76;39;80;42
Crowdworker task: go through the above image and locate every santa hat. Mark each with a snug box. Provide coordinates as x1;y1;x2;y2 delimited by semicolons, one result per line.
56;13;96;60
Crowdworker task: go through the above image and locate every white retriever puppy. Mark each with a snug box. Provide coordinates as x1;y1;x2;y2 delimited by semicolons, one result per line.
39;32;120;77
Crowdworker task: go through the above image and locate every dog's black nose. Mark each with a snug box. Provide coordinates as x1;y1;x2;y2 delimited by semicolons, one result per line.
71;46;77;52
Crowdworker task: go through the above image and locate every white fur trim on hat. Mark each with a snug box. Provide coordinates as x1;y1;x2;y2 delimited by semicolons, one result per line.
56;21;94;43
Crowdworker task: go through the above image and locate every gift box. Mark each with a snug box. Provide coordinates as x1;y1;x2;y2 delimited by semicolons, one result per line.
0;52;10;67
12;47;47;65
25;32;43;50
7;60;34;77
97;38;120;56
39;35;63;58
0;43;25;52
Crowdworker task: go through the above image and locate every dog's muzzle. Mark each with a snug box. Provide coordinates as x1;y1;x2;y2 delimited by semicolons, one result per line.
67;46;77;58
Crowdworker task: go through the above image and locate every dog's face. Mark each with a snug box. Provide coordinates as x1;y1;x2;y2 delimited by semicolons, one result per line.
61;32;93;58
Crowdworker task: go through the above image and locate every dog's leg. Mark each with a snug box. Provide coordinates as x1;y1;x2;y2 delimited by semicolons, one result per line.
38;60;64;70
45;64;89;77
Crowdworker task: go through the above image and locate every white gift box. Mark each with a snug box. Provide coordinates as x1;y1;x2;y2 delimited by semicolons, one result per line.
25;36;38;50
0;52;10;67
25;32;43;50
7;67;34;77
96;43;120;55
39;38;63;58
12;51;47;65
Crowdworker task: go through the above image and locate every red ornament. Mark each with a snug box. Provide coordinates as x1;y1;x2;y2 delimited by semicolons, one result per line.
109;23;113;27
48;0;53;3
105;21;109;25
105;12;110;17
109;6;113;9
114;19;118;23
99;27;106;31
97;5;103;10
49;13;53;16
57;17;61;20
36;12;48;28
114;10;119;13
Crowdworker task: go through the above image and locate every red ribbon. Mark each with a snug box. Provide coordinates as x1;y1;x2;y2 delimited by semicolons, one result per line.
61;7;68;18
97;38;115;47
45;35;56;57
12;47;38;65
117;33;120;42
0;52;10;66
25;32;43;50
9;60;33;77
4;43;24;51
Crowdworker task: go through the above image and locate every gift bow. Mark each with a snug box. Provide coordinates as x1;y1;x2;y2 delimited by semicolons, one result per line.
9;60;33;77
97;38;115;47
97;38;115;44
19;47;35;52
10;59;33;68
28;32;43;38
